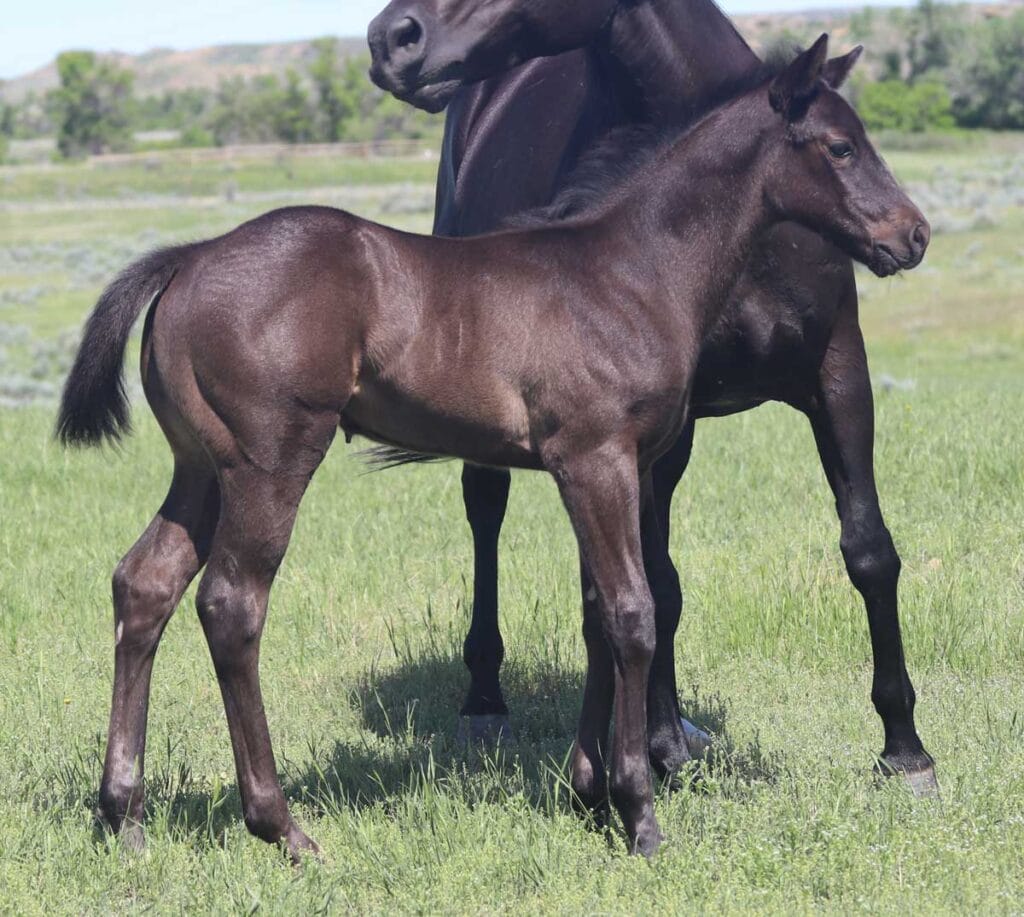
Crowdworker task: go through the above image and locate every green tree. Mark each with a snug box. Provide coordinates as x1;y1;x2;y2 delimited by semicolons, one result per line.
948;11;1024;129
906;0;962;83
49;51;134;158
309;38;361;141
272;70;316;143
858;79;954;132
0;100;13;162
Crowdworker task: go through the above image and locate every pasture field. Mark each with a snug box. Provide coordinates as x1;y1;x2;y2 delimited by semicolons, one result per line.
0;136;1022;914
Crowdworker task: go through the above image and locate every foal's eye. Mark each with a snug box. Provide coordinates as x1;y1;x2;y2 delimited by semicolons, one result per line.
827;141;854;161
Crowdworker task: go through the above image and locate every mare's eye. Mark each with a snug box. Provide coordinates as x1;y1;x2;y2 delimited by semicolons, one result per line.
828;141;854;160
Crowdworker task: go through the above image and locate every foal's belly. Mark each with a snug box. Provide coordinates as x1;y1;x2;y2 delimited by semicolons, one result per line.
340;377;542;470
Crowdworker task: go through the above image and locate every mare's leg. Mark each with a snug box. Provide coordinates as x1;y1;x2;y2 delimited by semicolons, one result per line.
808;319;936;794
644;423;703;777
99;461;219;849
195;457;330;861
552;445;661;856
459;464;513;740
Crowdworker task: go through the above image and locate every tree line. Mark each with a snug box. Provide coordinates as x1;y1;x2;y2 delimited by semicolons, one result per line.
1;3;1022;161
768;1;1023;133
0;39;441;160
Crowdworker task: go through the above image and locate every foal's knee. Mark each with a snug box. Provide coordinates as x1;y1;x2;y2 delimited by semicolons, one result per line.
111;559;180;650
195;571;263;672
605;594;657;670
841;527;901;597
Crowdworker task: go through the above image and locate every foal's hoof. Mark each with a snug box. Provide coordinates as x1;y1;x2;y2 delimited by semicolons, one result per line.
116;820;146;855
95;807;146;855
284;824;321;865
876;753;940;799
631;822;665;859
457;714;515;747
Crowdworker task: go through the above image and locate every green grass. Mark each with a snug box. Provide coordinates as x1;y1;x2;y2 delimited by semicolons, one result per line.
0;152;440;203
0;138;1023;913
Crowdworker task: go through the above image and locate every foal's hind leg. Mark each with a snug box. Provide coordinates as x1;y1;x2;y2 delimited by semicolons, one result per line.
195;461;328;861
99;461;218;849
808;320;935;794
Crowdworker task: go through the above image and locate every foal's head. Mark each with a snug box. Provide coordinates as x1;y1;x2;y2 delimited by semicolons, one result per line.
759;36;929;276
367;0;617;111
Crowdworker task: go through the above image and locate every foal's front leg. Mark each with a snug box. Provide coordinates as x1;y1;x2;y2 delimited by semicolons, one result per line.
551;444;661;856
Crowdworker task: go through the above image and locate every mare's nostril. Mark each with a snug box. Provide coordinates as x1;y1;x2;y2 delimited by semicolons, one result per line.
389;16;424;55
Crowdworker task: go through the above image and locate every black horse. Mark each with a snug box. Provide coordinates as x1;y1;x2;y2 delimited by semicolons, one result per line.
60;39;928;857
368;0;938;793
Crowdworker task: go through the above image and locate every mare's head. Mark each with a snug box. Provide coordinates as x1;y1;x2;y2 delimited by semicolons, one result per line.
367;0;617;111
760;36;928;276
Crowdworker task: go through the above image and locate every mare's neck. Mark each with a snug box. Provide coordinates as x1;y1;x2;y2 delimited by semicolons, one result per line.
600;0;761;124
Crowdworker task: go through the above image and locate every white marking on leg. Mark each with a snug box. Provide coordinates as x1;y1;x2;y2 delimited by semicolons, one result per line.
115;621;124;646
585;587;597;602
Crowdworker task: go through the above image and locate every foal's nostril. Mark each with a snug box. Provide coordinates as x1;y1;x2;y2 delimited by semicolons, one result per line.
912;221;930;252
388;16;424;56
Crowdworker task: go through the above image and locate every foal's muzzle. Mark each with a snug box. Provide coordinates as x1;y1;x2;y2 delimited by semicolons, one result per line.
869;217;930;277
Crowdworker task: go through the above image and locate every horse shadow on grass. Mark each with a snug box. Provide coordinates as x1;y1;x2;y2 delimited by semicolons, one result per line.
282;650;785;822
50;653;784;857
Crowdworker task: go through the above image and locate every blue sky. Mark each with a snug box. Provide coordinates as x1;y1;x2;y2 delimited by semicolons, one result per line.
2;0;926;80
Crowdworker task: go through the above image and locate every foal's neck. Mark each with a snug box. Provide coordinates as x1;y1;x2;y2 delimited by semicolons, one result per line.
618;98;776;333
601;0;761;124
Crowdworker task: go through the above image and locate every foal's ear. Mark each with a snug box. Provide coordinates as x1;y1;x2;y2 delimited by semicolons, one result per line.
823;45;864;89
770;33;829;120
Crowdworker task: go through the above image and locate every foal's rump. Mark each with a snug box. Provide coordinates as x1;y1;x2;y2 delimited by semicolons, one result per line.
58;207;371;459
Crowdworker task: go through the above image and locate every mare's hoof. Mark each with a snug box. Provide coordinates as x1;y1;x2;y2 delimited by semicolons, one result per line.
650;718;711;785
876;753;940;798
903;765;940;798
457;714;515;747
681;718;713;759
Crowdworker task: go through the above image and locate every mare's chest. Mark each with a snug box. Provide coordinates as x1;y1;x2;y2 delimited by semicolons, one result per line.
692;224;853;414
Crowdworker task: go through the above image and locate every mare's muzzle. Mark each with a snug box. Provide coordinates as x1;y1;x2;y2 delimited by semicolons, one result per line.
369;3;436;98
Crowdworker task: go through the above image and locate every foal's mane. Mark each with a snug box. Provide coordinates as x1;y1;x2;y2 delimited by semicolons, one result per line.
504;50;796;231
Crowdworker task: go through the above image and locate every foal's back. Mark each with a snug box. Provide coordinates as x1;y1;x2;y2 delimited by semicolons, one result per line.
144;207;578;470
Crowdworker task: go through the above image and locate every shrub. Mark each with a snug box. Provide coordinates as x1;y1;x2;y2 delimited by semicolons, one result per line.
858;79;955;133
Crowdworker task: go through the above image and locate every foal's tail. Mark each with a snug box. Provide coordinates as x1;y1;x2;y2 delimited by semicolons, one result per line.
56;244;195;447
